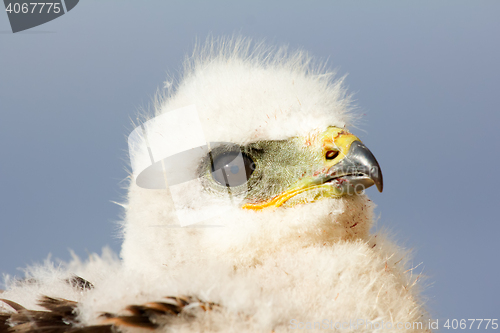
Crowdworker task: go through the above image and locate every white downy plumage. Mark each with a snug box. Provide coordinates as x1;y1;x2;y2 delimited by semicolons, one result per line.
1;37;430;332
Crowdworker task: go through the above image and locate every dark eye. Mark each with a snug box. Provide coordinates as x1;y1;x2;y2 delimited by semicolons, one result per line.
210;150;255;187
325;150;339;160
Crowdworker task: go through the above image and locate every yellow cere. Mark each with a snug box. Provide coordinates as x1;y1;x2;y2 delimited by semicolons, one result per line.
320;127;361;166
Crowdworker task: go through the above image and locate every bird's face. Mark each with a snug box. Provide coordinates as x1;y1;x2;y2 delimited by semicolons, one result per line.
199;126;383;211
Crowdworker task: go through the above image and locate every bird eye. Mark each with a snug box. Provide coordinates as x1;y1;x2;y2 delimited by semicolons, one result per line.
325;150;339;160
210;150;255;187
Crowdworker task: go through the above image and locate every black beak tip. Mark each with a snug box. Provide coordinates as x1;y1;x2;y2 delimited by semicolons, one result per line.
376;180;383;193
371;164;383;193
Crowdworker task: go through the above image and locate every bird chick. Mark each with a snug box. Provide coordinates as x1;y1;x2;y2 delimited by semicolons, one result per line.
1;37;430;333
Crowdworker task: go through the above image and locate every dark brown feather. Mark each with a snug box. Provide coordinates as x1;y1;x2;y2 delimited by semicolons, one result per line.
99;296;218;330
65;277;94;291
0;297;113;333
1;294;218;332
1;314;11;333
0;300;25;312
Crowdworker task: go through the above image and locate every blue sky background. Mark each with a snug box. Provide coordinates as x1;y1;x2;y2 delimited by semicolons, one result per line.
1;1;499;330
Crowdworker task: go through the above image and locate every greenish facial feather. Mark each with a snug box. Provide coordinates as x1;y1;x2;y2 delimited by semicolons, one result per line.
198;138;324;204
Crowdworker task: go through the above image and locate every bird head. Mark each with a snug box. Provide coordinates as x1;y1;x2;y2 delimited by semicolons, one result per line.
121;38;383;271
200;126;382;211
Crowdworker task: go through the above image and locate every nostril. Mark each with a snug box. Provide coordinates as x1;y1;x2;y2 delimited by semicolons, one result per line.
325;150;339;160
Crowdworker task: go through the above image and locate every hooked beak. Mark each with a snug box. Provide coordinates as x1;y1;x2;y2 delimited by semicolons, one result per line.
325;140;383;194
